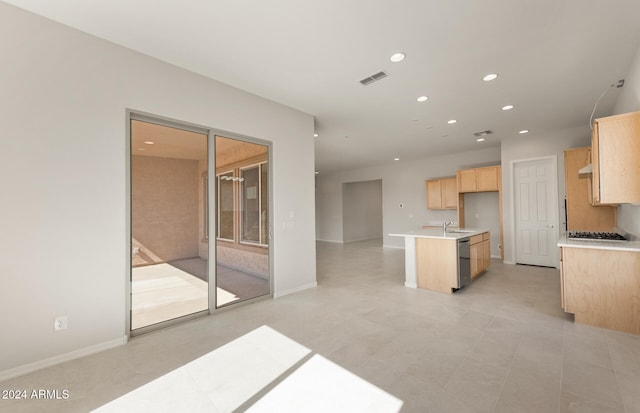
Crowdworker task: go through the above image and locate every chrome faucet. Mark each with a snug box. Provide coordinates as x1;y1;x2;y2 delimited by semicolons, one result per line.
443;220;455;232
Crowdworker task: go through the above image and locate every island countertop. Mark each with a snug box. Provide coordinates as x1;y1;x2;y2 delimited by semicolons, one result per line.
389;228;489;240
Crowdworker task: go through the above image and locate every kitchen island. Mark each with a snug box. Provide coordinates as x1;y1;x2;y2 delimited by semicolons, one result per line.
390;228;490;293
558;235;640;334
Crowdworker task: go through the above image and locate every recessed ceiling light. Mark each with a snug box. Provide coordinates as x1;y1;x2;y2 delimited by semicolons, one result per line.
417;96;428;102
313;133;318;137
394;157;400;161
476;138;485;142
502;105;514;111
519;129;529;134
143;141;155;145
448;119;457;124
483;73;499;81
137;148;145;151
390;52;406;63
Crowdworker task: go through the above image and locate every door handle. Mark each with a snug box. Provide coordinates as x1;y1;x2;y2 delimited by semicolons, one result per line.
546;225;554;228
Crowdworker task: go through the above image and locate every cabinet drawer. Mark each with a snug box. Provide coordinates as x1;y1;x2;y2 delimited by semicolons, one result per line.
470;234;483;245
482;232;490;241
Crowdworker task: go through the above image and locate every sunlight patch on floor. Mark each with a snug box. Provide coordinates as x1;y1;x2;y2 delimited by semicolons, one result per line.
248;354;403;413
93;326;402;413
93;326;311;412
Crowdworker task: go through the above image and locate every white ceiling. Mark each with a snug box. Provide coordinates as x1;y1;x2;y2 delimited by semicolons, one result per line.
6;0;640;173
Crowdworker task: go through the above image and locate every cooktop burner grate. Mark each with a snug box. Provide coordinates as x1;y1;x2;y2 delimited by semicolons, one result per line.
567;231;628;241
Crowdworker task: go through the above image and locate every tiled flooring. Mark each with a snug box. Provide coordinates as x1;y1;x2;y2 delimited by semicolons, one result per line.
2;239;640;412
132;259;270;329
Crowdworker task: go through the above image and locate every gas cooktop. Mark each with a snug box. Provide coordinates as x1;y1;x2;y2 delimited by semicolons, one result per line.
567;231;628;241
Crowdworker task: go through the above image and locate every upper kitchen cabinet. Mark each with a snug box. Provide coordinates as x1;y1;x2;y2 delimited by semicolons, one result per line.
591;111;640;204
426;177;457;210
457;165;501;193
564;147;616;231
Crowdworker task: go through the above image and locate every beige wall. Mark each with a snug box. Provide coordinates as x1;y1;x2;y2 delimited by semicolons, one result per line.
132;155;200;265
216;244;269;278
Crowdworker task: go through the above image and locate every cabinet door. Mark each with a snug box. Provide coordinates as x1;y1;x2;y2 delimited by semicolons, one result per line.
458;170;477;192
593;112;640;204
591;126;602;204
482;239;491;271
442;178;458;209
426;180;443;209
470;243;479;278
564;147;616;231
477;166;499;191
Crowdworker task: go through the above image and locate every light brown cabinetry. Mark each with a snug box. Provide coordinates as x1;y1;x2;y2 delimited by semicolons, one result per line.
416;237;458;293
564;147;616;231
457;165;500;193
470;232;491;279
561;246;640;335
591;111;640;204
426;178;457;210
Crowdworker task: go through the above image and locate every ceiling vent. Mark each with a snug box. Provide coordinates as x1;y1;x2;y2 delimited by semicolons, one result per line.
360;71;389;86
473;130;493;137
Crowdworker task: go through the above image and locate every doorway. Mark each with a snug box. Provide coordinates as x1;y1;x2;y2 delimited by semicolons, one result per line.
130;118;210;331
342;180;383;242
513;156;559;267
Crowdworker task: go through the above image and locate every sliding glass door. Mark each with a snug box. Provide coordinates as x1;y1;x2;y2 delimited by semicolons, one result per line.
214;136;270;308
130;119;209;331
128;116;272;334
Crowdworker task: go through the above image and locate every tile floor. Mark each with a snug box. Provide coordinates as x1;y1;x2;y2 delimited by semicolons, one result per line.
132;260;270;329
1;239;640;412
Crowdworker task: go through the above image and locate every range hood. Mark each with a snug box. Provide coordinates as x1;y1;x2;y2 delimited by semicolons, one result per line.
578;163;593;175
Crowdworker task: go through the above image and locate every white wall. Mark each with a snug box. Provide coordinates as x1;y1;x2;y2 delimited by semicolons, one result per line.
463;192;501;257
501;126;591;263
342;180;383;242
316;146;502;247
612;40;640;237
0;3;316;376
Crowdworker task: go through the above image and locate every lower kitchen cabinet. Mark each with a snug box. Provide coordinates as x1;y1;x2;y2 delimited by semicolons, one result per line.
470;232;490;279
561;246;640;334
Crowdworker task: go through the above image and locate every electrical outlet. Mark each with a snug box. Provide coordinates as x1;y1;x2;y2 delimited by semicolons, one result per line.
54;316;68;331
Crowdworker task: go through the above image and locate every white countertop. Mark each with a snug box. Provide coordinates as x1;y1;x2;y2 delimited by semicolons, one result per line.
558;235;640;252
389;228;488;240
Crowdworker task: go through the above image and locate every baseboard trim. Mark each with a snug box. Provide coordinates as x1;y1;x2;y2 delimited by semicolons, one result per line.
0;335;128;382
274;282;318;298
503;260;516;265
383;244;404;249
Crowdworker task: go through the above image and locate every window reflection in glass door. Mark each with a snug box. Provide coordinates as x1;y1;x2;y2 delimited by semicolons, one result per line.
215;136;270;308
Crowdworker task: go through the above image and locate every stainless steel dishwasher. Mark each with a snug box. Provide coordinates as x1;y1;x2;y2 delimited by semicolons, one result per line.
457;238;471;288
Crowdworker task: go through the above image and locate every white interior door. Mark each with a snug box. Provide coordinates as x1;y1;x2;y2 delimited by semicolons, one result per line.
514;157;558;267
